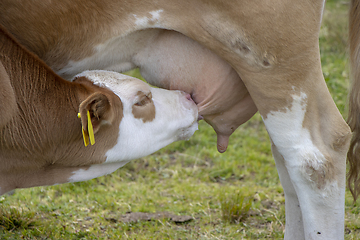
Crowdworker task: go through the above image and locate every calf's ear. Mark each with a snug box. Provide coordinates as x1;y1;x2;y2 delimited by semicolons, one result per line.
78;92;115;136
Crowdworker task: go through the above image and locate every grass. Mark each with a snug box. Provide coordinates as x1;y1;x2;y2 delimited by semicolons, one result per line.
1;0;359;239
0;206;36;231
219;189;253;224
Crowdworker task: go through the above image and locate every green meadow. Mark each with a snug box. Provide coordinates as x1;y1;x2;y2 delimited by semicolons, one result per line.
1;0;359;239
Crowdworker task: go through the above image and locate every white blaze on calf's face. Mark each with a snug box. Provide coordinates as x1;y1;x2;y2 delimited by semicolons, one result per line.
75;70;199;163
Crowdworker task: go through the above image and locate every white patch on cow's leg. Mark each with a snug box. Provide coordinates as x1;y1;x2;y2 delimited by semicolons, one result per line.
68;162;127;183
263;92;345;240
271;144;304;240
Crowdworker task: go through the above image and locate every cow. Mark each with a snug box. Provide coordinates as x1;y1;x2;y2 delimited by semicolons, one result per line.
0;25;199;195
0;1;354;239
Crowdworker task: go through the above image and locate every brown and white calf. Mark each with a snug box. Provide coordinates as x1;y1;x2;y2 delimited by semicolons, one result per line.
0;25;198;195
0;1;355;239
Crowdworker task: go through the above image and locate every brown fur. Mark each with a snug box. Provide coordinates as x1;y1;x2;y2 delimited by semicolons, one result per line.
0;25;122;193
0;0;152;74
132;91;155;123
0;61;17;128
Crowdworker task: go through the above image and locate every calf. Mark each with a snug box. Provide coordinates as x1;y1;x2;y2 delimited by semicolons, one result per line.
0;25;199;195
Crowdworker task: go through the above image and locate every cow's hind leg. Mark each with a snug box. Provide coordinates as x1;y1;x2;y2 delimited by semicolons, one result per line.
272;144;304;239
213;2;353;237
181;0;350;237
242;65;351;239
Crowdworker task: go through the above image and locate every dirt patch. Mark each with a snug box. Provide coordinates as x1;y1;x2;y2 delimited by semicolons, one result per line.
105;212;193;224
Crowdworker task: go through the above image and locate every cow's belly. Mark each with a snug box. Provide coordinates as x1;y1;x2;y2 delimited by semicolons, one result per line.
56;29;164;80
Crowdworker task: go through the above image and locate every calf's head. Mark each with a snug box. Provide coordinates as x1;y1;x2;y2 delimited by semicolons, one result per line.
75;70;199;162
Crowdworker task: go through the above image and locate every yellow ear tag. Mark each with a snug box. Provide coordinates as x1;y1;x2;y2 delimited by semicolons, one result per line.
87;111;95;145
82;126;90;147
78;111;95;146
